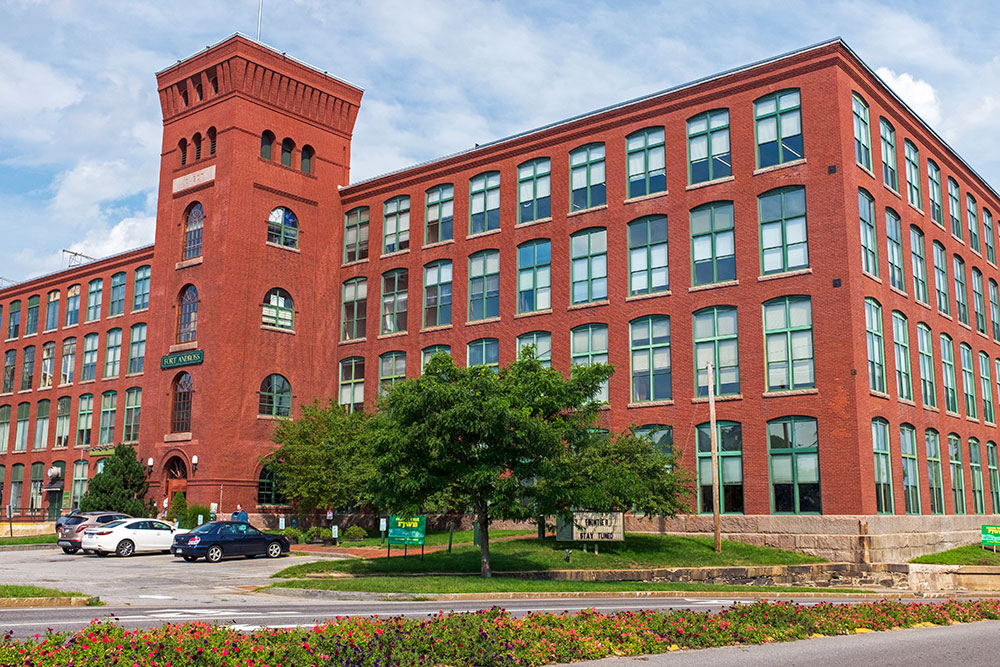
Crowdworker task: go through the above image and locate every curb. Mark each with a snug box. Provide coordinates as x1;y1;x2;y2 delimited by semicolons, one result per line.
0;597;90;608
0;543;58;552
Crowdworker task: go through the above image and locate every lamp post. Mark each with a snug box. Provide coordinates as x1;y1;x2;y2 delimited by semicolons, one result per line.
146;457;154;477
191;455;198;473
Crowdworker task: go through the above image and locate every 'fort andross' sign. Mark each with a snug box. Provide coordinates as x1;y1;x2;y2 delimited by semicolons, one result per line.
161;350;204;370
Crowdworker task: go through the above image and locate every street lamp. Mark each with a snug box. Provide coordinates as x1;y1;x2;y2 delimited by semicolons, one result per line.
146;457;154;476
191;455;198;473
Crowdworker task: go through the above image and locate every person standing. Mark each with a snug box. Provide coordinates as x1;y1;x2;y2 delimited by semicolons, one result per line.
231;503;248;522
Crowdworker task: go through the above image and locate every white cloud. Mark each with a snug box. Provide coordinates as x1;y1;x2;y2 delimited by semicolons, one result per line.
0;43;82;143
875;67;942;127
50;160;153;221
67;214;156;260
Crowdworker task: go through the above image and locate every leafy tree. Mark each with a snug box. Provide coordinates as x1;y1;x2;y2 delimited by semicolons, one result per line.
262;399;374;516
165;491;188;524
78;444;154;517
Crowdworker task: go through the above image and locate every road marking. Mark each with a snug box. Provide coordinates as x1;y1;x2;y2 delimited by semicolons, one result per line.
138;595;174;600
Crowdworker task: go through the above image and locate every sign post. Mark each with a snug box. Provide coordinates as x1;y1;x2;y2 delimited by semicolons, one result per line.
387;515;427;559
983;525;1000;552
379;517;387;546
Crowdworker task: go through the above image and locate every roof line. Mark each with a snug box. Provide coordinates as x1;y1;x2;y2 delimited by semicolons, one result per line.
0;244;155;294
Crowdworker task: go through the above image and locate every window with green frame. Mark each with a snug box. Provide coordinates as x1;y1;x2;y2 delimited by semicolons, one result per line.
864;298;885;393
981;352;995;424
517;331;551;367
518;158;551;223
0;405;9;454
517;239;551;313
338;357;364;413
1;350;13;393
24;295;39;336
571;324;609;402
926;429;945;514
872;417;893;514
900;424;921;514
258;374;291;418
905;140;921;207
948;177;962;239
917;323;936;407
910;226;928;304
891;311;912;401
109;272;126;317
123;387;140;443
97;391;116;445
768;416;820;514
19;346;33;392
933;241;949;314
467;338;499;371
341;278;367;341
987;441;999;513
262;288;294;330
636;425;673;457
421;345;451;370
6;300;19;339
380;269;408;334
382;196;410;254
755;89;802;168
468;250;500;321
941;334;958;413
691;201;735;285
267;206;299;249
81;334;97;382
13;402;28;452
570;228;607;304
54;396;70;447
257;467;286;506
991;279;1000;341
859;189;878;276
763;296;814;392
626;127;666;198
949;433;966;514
759;187;807;275
44;291;59;332
973;268;986;334
960;343;977;419
423;260;452;328
970;438;985;514
928;160;943;225
378;351;406;394
967;194;980;253
687;109;731;184
954;255;969;324
630;315;671;402
469;171;500;235
696;421;743;514
86;279;102;322
852;94;871;169
694;305;739;397
569;143;606;211
628;215;668;295
39;342;53;389
33;399;49;450
104;328;121;379
886;209;904;290
880;119;898;190
343;206;369;263
133;266;150;311
128;324;146;375
425;184;454;244
985;208;996;264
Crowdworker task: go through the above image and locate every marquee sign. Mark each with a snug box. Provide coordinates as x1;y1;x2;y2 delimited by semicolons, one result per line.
161;350;204;370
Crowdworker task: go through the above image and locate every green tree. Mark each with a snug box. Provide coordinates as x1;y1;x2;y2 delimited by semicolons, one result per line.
262;399;374;516
78;444;153;517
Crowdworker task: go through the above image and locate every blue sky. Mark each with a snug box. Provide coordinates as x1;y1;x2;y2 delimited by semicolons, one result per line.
2;0;998;283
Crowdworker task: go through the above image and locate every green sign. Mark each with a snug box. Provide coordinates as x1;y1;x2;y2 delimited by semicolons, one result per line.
87;447;116;457
388;515;426;546
983;525;1000;547
161;350;204;370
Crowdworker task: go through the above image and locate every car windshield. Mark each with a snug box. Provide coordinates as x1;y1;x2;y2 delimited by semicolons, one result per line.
102;520;128;529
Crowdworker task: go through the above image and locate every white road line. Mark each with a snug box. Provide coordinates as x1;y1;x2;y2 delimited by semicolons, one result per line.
137;595;174;600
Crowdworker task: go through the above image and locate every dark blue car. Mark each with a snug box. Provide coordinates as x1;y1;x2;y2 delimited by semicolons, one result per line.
171;521;289;562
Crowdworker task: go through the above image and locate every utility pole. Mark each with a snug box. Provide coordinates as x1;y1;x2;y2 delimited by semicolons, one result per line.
707;362;721;553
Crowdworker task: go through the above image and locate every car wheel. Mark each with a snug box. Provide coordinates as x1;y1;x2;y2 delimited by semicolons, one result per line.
182;555;198;562
206;545;224;563
116;540;135;557
61;547;79;555
266;541;282;558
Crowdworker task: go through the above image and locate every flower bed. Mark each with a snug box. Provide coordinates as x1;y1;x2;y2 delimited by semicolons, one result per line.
2;599;999;666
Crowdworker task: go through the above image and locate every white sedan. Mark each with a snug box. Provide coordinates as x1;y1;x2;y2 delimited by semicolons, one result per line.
81;518;178;557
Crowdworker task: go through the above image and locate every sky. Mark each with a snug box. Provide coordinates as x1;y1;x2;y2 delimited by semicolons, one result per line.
2;0;999;283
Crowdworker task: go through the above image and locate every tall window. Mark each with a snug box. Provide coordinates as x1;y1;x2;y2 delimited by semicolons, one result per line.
900;424;921;514
39;342;54;389
954;255;969;325
571;324;609;402
258;374;291;418
973;269;986;334
423;261;452;328
261;288;293;330
6;301;19;339
694;306;739;397
763;296;814;392
1;350;13;393
45;290;59;331
380;269;408;334
569;143;606;211
628;215;668;295
626;127;666;198
280;138;294;167
60;338;75;385
687;109;731;183
691;201;735;285
75;394;92;447
183;203;204;260
19;346;34;392
81;334;98;382
910;227;928;304
697;421;743;514
267;206;299;249
859;190;878;276
125;324;145;375
991;280;1000;341
177;285;198;343
104;328;122;378
517;332;551;367
988;441;1000;514
933;241;949;314
891;311;912;401
25;296;39;336
33;400;49;450
0;405;8;453
468;250;500;321
759;187;807;275
636;425;673;457
960;343;977;419
260;130;274;159
133;266;150;311
630;315;671;402
54;397;70;447
425;184;454;244
171;373;193;433
344;207;369;263
123;388;141;443
300;145;313;174
755;90;802;168
928;160;943;225
341;278;367;341
518;158;551;223
65;285;80;326
468;338;500;371
852;94;871;169
86;279;102;322
981;352;995;424
382;196;410;254
885;209;904;290
517;239;551;313
469;172;500;234
865;298;885;393
378;351;406;393
948;178;962;239
98;391;116;445
985;208;996;264
872;418;893;514
13;403;28;452
70;460;88;509
258;467;286;505
917;323;936;407
768;416;820;514
949;433;966;514
967;194;980;253
941;334;958;413
927;430;945;514
339;357;365;413
570;228;608;303
421;345;451;369
208;127;217;156
905;140;921;207
879;119;897;191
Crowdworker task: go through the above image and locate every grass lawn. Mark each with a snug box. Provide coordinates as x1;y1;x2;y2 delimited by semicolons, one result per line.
275;533;823;578
0;534;58;545
911;544;1000;566
271;575;862;595
0;585;85;598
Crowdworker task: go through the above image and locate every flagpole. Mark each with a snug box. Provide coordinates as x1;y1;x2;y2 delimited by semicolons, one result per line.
257;0;263;42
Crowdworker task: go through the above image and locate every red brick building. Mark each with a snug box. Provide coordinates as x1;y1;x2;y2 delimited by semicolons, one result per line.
1;35;998;558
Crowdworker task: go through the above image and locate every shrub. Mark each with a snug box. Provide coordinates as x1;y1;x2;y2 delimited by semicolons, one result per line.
186;504;213;527
305;526;326;543
164;492;187;525
281;527;303;543
345;525;368;541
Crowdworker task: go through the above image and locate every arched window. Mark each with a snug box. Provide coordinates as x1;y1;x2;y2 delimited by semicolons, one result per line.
262;288;294;330
260;130;275;159
267;207;299;248
171;373;193;433
207;127;217;156
257;467;286;505
301;145;314;175
183;203;204;260
178;138;188;166
193;132;202;161
258;374;291;418
177;285;198;343
281;138;295;167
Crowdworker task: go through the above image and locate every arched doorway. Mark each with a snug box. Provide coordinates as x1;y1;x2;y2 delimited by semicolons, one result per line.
164;456;188;503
